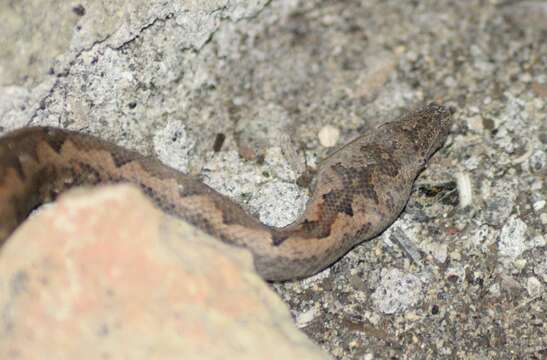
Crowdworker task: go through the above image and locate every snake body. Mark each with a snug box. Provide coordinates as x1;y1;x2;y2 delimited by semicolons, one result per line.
0;103;452;280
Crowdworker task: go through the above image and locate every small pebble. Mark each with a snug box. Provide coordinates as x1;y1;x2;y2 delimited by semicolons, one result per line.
498;216;529;261
295;307;318;328
533;259;547;282
238;144;257;161
455;172;473;208
519;73;532;83
449;250;462;261
512;258;527;272
318;125;340;147
528;149;546;173
371;268;422;314
533;200;545;211
466;115;484;132
526;276;542;297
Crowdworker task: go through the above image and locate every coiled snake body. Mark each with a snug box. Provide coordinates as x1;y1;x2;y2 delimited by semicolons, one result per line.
0;104;452;280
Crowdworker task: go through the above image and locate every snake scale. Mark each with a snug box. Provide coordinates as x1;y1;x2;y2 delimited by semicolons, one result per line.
0;103;452;280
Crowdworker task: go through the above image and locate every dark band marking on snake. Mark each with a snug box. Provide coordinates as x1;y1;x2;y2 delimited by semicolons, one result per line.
0;103;452;280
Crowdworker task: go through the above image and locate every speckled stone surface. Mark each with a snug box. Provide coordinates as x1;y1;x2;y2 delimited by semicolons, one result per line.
0;0;545;359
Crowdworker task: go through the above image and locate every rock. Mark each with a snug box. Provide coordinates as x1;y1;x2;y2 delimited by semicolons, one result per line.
528;148;546;174
371;268;423;314
421;241;448;264
466;114;485;132
1;0;546;357
202;147;307;228
388;227;422;265
532;199;545;212
534;259;547;283
525;277;542;298
497;215;529;261
0;185;328;360
318;125;341;148
469;224;498;252
484;194;514;226
455;172;473;208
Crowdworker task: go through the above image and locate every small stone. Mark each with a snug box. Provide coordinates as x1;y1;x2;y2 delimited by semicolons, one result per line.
526;277;542;297
421;242;448;263
498;215;528;260
533;200;545;211
446;264;465;283
488;283;501;297
484;194;514;226
456;172;473;208
404;311;420;321
466;115;484;132
371;268;423;314
528;149;546;173
390;227;422;265
469;105;480;114
531;235;546;248
295;307;319;328
531;81;547;97
531;179;543;191
470;224;498;251
238;144;257;161
450;250;462;261
533;259;547;282
513;258;527;272
519;73;532;83
318;125;340;147
500;274;521;292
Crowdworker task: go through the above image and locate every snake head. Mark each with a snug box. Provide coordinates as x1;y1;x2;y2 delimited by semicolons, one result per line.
398;102;454;163
423;102;453;158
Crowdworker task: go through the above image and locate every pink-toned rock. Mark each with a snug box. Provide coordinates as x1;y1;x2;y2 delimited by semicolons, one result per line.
0;185;328;360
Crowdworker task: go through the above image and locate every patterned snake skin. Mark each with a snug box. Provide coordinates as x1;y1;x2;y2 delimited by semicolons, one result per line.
0;103;452;280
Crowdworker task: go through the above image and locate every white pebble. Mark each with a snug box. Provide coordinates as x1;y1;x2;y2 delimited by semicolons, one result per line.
456;172;473;208
533;200;545;211
318;125;340;147
466;115;484;132
498;215;528;260
294;307;318;328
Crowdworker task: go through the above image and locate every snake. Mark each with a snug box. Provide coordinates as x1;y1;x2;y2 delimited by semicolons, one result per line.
0;103;452;281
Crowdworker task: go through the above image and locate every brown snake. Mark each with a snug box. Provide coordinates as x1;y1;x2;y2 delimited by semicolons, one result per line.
0;103;452;280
